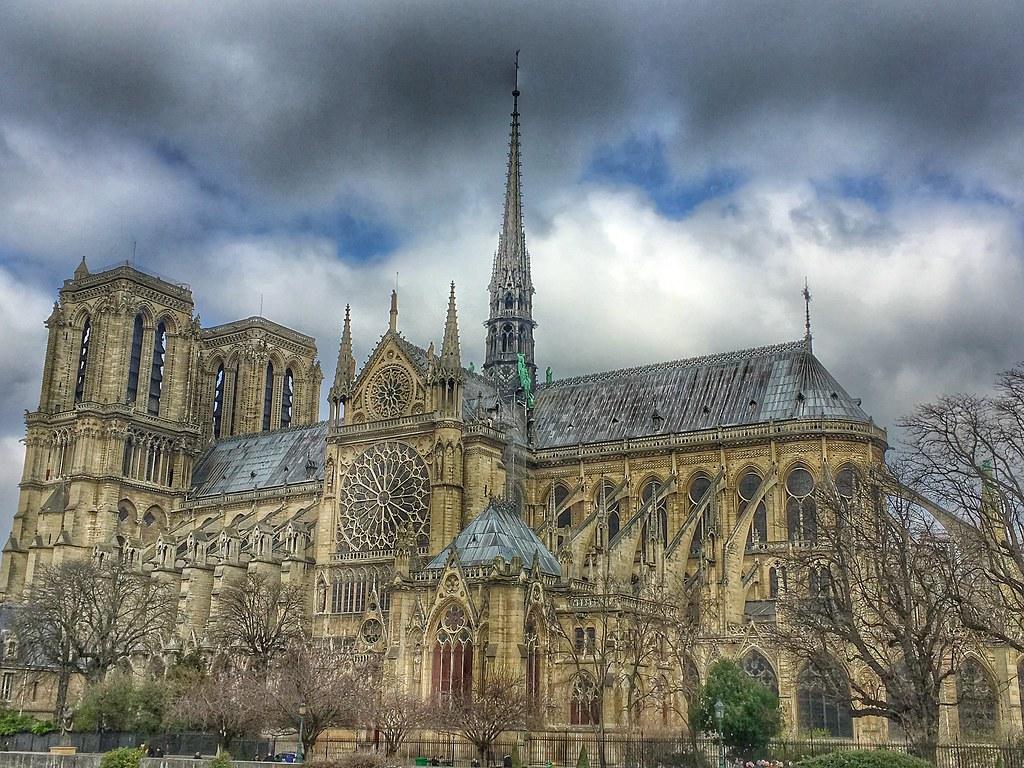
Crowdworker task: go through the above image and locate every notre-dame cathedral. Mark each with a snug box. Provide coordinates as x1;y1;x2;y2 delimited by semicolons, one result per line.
0;82;1019;743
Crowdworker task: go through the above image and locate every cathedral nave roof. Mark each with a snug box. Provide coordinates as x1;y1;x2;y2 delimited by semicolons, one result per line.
531;338;871;449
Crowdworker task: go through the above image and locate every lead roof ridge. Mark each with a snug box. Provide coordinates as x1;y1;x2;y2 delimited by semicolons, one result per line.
538;338;811;390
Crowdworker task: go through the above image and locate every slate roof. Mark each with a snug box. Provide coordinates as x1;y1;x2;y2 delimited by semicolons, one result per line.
190;422;328;497
532;339;870;449
426;499;561;576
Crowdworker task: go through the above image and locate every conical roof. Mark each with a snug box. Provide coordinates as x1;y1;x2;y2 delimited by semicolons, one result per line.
426;499;560;576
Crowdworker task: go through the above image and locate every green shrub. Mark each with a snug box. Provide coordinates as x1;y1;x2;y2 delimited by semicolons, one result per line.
307;756;385;768
99;747;145;768
797;750;933;768
659;752;712;768
577;746;590;768
209;751;233;768
0;708;53;736
76;673;167;734
690;659;782;759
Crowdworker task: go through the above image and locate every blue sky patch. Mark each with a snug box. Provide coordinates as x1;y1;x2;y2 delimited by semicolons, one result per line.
585;135;744;218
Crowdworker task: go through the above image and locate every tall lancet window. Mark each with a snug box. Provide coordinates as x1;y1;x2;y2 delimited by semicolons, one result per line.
262;361;274;431
74;317;92;403
212;364;225;438
126;314;144;404
280;368;294;428
147;321;166;415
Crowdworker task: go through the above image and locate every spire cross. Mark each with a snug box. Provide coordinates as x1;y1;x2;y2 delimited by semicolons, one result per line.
802;278;812;346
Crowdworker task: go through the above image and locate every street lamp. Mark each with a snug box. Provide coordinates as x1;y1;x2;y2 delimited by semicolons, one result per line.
297;703;307;764
713;699;726;768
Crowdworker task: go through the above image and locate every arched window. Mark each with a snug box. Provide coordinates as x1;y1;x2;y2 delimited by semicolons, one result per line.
741;650;780;696
280;368;294;428
504;292;515;310
501;324;514;354
641;478;668;547
570;672;600;725
739;470;767;547
689;474;713;554
126;314;144;404
74;317;92;404
147;321;166;416
786;466;817;542
835;465;858;528
525;618;540;702
212;364;225;438
117;501;134;526
596;481;621;543
958;658;999;739
554;484;572;528
797;660;853;736
262;361;274;431
432;605;473;702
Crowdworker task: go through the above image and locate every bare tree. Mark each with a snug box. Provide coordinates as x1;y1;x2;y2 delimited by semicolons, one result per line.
437;664;534;766
366;673;433;757
773;464;972;762
208;573;306;668
13;557;175;718
167;668;265;754
264;641;367;758
543;576;620;768
901;365;1024;650
649;570;707;736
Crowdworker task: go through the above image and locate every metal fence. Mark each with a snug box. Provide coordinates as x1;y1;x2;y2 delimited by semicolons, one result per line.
5;731;1024;768
0;731;275;760
311;734;1024;768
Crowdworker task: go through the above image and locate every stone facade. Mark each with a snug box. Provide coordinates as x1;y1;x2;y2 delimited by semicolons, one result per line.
0;88;1021;743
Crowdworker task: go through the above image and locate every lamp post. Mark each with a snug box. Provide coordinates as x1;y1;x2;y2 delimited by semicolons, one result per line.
297;703;307;764
713;699;726;768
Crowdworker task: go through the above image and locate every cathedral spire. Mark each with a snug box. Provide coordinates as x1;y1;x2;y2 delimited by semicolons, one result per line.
389;289;399;333
329;304;356;422
440;282;461;372
484;51;537;398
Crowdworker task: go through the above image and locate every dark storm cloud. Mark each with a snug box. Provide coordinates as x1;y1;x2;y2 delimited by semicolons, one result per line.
1;0;1023;540
2;0;1022;218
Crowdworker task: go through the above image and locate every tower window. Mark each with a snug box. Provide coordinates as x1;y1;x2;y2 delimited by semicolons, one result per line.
147;321;166;416
501;324;514;354
262;361;274;431
212;364;225;438
280;368;294;428
126;314;144;404
74;318;91;404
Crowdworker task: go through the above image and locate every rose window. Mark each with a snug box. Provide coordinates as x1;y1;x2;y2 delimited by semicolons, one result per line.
367;365;413;419
337;442;430;551
360;618;384;646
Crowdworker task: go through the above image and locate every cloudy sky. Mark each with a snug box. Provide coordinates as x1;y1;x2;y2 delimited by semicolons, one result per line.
1;0;1023;531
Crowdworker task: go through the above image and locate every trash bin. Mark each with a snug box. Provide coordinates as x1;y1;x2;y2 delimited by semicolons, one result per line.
415;758;430;766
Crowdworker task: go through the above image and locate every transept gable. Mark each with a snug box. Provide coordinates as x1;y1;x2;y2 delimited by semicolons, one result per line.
348;334;428;424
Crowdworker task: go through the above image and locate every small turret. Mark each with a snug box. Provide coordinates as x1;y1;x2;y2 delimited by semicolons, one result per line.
389;289;399;333
73;256;89;281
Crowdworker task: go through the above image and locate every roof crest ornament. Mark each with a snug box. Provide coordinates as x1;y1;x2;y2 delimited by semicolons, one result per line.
802;278;813;353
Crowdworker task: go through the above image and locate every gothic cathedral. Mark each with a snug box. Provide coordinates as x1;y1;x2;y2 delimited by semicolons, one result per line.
1;82;1018;742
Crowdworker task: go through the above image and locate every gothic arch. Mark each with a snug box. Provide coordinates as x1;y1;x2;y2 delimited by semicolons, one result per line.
784;463;818;542
153;313;179;334
958;656;1000;739
796;658;853;736
739;648;779;696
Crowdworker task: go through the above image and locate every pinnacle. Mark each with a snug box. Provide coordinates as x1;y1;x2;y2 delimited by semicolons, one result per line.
440;282;461;370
